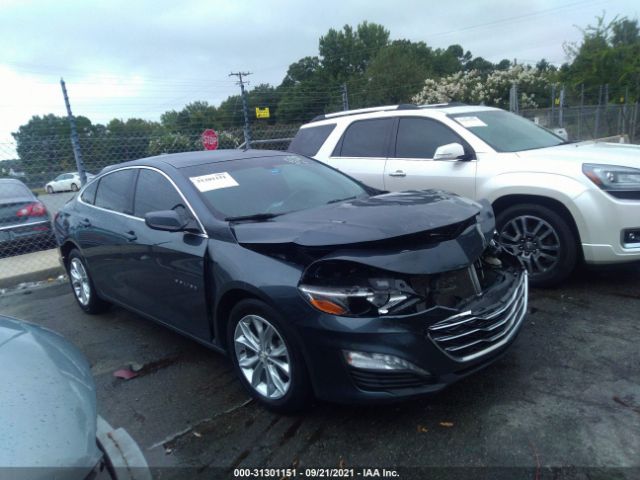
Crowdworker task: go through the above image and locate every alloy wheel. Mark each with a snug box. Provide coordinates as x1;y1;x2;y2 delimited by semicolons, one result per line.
499;215;561;275
233;315;291;399
69;258;91;306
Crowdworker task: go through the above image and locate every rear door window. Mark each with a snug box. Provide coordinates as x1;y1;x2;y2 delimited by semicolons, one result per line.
335;118;394;157
395;117;465;158
288;124;336;156
134;169;185;217
94;169;136;214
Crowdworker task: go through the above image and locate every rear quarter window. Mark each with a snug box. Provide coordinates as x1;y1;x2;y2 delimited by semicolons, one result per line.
288;124;336;157
80;181;98;205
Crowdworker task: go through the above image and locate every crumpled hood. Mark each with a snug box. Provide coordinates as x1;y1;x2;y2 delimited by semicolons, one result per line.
232;190;483;247
0;316;101;475
517;141;640;168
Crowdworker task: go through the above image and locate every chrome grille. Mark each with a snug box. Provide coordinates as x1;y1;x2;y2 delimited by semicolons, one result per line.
428;272;528;362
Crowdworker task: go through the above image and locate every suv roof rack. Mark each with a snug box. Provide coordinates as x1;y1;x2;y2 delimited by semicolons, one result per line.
309;102;467;122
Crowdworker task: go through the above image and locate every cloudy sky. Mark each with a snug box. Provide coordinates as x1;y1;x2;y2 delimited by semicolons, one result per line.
0;0;638;144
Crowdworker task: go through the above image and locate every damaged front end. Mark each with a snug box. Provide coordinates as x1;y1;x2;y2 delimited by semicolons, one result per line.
293;203;528;364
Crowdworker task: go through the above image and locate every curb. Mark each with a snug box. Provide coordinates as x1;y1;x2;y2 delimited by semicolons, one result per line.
0;266;65;289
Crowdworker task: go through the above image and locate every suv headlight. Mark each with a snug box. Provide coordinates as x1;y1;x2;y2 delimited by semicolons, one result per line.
583;164;640;199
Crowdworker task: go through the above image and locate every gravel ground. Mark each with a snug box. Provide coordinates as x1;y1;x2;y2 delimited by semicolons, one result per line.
1;263;639;479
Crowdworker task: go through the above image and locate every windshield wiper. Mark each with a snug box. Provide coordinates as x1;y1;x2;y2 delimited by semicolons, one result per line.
225;212;282;223
326;196;357;204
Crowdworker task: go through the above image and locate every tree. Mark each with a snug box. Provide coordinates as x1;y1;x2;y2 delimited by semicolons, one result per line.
364;40;435;105
413;65;552;109
12;114;96;182
319;22;389;80
562;15;640;98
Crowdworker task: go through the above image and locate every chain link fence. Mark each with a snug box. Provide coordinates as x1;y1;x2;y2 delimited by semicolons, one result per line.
1;104;638;286
521;104;639;143
0;124;300;286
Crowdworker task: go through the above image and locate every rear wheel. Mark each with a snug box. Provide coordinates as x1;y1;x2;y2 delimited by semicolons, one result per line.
228;299;312;412
67;249;110;314
71;183;79;192
496;203;577;287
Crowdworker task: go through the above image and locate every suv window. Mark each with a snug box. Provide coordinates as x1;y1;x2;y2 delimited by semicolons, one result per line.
134;169;185;217
288;124;336;157
94;169;136;214
335;118;393;157
395;117;464;158
80;181;98;205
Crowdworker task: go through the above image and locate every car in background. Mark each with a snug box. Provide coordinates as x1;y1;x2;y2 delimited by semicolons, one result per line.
45;171;95;193
0;178;56;256
290;104;640;286
0;314;150;480
55;150;527;411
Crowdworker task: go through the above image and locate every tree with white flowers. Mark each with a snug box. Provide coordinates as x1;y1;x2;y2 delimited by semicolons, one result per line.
412;65;553;109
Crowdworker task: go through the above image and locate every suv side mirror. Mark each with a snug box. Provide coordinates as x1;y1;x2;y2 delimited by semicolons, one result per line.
433;142;466;161
145;210;188;232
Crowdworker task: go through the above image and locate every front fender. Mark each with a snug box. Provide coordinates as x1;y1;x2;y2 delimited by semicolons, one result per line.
479;172;590;242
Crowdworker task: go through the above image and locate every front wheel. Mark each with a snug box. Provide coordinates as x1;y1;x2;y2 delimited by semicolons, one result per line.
496;204;578;287
67;249;110;314
228;299;312;412
46;186;53;194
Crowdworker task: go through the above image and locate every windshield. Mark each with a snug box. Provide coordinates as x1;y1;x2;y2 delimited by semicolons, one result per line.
180;154;368;220
450;110;565;152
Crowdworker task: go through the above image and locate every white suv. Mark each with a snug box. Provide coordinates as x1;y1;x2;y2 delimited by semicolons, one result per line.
289;104;640;286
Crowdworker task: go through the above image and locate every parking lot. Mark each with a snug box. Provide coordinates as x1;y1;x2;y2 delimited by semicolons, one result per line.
1;262;638;479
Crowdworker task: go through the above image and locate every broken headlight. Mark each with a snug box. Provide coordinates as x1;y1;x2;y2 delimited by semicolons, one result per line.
298;262;421;317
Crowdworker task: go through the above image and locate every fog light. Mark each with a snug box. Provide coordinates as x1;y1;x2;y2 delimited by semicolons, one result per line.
622;228;640;247
344;350;430;375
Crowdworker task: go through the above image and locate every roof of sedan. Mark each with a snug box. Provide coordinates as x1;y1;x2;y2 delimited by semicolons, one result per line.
113;149;287;170
159;149;288;167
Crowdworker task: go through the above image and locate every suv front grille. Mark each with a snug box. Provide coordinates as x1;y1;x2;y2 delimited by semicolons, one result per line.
427;272;528;362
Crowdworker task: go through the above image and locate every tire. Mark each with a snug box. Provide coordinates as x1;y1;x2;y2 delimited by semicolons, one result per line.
67;249;110;314
228;299;312;413
496;203;578;288
71;183;79;192
46;186;53;194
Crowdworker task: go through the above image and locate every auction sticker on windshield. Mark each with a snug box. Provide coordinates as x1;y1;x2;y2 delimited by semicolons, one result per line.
456;116;488;128
190;172;239;192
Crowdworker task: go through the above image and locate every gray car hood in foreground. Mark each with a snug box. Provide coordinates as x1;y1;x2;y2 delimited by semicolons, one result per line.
0;316;101;477
232;190;484;247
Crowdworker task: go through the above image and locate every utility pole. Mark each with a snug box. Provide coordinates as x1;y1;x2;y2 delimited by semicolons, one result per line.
229;71;252;149
341;83;349;111
559;85;565;128
60;78;87;185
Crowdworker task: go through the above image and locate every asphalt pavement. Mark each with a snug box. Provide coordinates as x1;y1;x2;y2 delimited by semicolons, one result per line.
1;264;639;479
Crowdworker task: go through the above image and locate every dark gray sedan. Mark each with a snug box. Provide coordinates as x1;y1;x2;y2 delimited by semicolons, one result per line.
0;178;56;256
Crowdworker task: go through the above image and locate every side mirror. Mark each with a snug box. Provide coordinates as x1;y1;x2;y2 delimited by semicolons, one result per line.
144;210;188;232
433;142;466;161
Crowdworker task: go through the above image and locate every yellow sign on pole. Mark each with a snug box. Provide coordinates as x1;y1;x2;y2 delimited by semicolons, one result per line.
255;107;270;119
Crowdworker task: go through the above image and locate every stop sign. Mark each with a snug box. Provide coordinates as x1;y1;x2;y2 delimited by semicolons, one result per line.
201;129;219;150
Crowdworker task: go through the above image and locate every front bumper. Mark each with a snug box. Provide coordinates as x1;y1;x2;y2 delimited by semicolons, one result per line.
573;189;640;264
297;268;528;403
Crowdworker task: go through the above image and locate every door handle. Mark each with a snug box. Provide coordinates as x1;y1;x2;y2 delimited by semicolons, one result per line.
79;218;91;227
388;170;406;177
123;230;137;241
